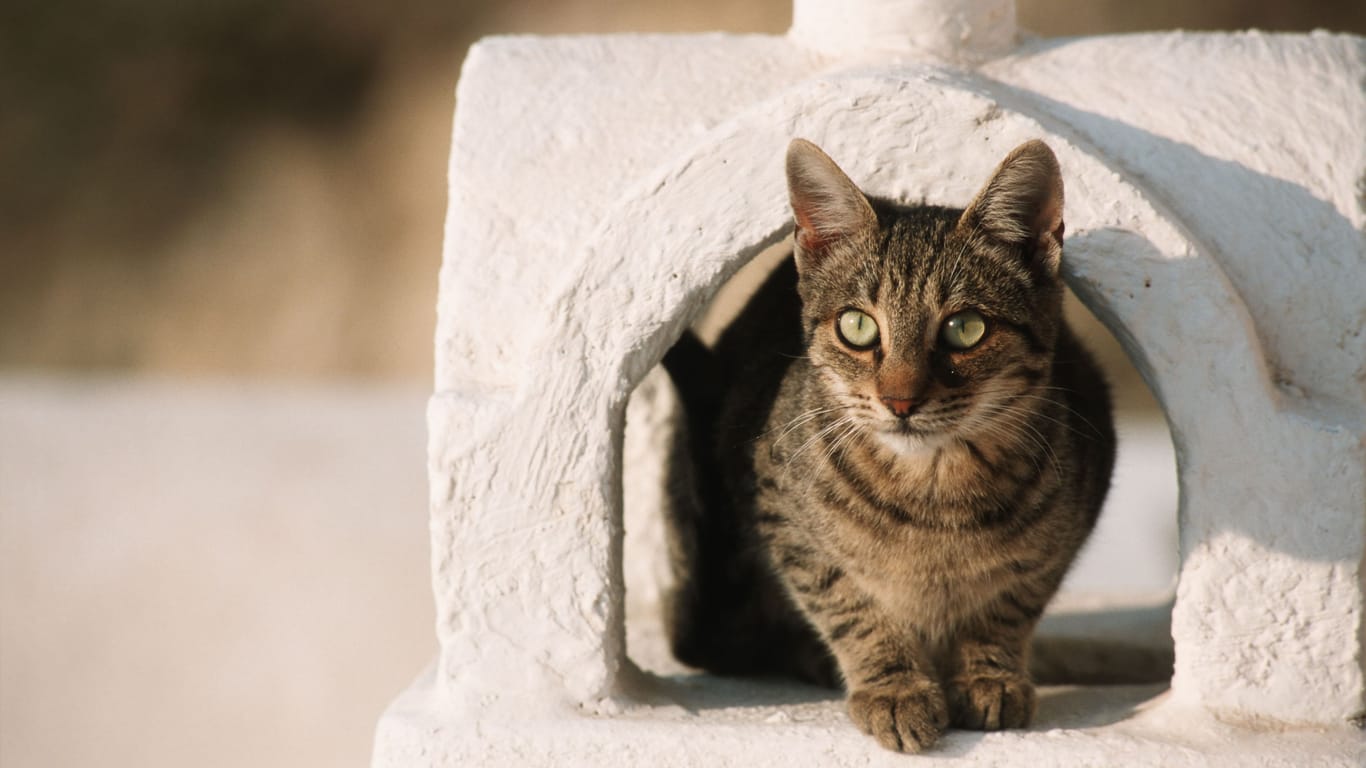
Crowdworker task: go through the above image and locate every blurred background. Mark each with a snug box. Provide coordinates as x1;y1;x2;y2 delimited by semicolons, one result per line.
2;2;1363;767
4;0;1365;377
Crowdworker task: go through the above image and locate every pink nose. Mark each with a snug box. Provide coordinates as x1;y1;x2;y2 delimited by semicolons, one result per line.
880;397;917;418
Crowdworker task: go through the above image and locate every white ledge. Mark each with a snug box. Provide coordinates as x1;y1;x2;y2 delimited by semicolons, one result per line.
375;670;1363;767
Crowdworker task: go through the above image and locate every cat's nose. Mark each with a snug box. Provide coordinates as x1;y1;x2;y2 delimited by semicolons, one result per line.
880;397;919;419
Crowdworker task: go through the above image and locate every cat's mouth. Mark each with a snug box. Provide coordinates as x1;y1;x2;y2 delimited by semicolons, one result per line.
880;420;927;437
873;423;934;456
873;415;965;455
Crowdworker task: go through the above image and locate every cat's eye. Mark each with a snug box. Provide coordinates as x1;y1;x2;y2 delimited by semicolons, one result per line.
837;309;879;349
941;310;987;350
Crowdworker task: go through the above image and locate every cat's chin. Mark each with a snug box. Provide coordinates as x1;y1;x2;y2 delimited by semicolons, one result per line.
873;426;943;458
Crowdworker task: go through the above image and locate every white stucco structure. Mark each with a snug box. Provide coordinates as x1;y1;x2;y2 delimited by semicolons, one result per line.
375;1;1365;763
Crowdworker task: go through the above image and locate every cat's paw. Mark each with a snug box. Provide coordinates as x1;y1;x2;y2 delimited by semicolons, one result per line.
847;679;949;753
947;672;1036;730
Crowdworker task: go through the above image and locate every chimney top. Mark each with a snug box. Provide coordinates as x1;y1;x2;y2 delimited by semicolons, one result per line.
789;0;1017;63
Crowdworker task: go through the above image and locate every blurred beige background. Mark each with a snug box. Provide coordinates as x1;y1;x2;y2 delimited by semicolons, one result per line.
3;0;1364;380
1;2;1362;768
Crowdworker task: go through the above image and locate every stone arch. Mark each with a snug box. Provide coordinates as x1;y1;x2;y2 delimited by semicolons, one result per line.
434;69;1362;725
554;72;1269;410
540;68;1230;674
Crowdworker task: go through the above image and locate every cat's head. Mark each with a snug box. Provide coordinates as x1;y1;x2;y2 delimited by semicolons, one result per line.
785;137;1067;454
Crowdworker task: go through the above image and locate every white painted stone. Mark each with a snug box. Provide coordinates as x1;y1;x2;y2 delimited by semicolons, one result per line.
790;0;1016;62
378;1;1366;763
376;671;1363;767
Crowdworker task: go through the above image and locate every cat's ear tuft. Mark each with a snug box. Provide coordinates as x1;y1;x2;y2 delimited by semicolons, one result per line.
959;139;1065;276
786;139;877;271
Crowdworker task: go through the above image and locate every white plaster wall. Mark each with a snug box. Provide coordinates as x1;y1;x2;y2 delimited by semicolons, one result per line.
392;14;1366;765
436;35;827;392
426;31;1365;721
985;31;1366;411
790;0;1016;60
428;35;833;714
981;33;1366;721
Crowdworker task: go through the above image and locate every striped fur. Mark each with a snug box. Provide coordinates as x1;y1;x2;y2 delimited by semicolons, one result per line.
663;139;1115;753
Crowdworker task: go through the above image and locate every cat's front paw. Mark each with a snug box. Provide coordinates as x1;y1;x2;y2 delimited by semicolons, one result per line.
947;672;1036;730
847;679;949;753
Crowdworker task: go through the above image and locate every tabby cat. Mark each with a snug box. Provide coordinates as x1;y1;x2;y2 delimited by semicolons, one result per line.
662;138;1115;752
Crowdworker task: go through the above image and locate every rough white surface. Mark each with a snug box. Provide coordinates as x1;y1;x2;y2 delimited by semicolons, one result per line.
383;1;1366;763
981;32;1366;723
790;0;1016;62
376;671;1363;767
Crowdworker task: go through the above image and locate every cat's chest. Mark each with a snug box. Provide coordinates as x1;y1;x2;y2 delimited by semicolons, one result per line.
805;447;1017;621
834;520;1000;616
757;421;1037;615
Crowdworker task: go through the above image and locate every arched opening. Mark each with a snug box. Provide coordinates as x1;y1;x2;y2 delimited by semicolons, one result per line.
621;236;794;683
422;68;1356;723
1030;292;1177;685
620;232;1179;699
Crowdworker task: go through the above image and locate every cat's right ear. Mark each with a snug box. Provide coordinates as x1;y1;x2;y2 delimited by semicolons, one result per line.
958;139;1065;276
786;139;878;272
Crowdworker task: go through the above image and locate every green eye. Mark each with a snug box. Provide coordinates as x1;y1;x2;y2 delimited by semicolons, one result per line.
941;310;987;349
837;309;879;349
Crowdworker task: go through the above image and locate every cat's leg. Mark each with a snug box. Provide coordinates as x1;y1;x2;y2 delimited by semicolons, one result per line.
944;601;1040;730
781;561;948;752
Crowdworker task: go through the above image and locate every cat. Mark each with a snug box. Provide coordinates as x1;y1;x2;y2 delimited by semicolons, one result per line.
661;137;1116;752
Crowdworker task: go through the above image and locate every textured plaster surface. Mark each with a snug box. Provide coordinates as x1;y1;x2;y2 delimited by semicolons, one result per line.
982;32;1366;723
383;4;1366;764
790;0;1016;61
375;670;1363;767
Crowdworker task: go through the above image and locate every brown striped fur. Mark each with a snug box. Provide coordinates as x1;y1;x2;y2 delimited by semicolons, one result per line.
662;139;1115;753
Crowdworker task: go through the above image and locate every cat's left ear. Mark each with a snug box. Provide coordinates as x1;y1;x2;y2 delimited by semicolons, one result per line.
786;138;878;273
958;139;1065;276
